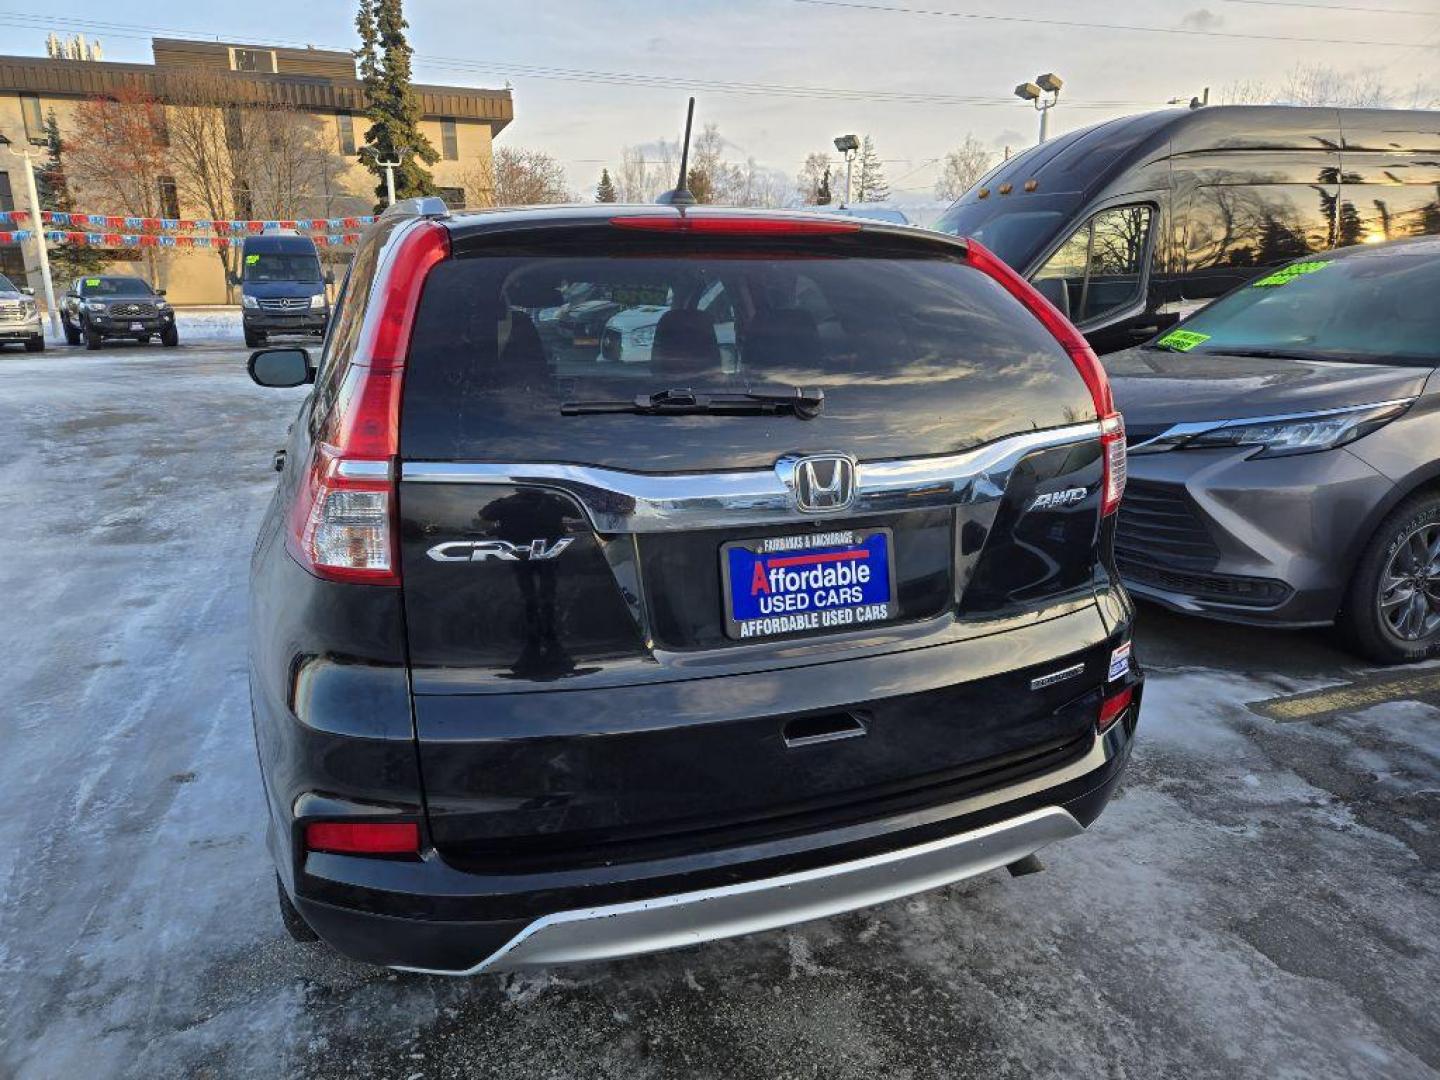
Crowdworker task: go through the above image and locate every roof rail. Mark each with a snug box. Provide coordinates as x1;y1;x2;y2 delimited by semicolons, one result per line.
380;196;452;221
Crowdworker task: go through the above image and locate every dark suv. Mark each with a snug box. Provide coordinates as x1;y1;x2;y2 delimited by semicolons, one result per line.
247;198;1142;974
60;275;178;349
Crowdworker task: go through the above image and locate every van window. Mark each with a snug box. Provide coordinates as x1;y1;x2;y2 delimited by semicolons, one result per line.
1181;183;1338;299
1033;205;1153;324
243;252;323;283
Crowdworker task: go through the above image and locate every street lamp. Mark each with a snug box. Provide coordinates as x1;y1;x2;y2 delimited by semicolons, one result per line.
361;145;410;207
0;131;59;336
1015;72;1063;144
833;133;860;208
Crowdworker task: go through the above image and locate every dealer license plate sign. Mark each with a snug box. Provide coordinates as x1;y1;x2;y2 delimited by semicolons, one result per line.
721;528;896;640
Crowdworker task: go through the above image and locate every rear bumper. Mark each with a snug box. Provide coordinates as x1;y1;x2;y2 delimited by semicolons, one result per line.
1118;445;1394;627
287;695;1138;974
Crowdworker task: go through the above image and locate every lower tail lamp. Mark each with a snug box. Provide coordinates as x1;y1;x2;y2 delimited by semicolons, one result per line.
1098;686;1134;733
305;821;420;856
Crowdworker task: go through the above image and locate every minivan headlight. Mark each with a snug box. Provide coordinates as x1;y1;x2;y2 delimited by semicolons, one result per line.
309;294;326;310
1185;401;1412;458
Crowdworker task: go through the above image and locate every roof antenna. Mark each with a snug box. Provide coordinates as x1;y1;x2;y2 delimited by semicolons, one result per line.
657;97;697;207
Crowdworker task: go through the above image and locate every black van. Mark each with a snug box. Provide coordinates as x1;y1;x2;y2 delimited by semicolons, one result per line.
233;234;332;348
934;105;1440;354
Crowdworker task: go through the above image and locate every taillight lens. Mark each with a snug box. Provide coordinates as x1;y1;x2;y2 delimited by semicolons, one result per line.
305;821;420;856
286;220;449;585
610;213;861;236
1098;685;1134;733
964;238;1127;516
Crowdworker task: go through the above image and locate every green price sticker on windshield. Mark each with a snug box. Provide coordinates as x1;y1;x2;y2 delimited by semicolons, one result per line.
1251;261;1330;288
1156;329;1211;352
245;254;260;265
85;278;100;286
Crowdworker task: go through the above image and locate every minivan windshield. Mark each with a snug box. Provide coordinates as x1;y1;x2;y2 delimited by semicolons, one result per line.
1150;247;1440;366
79;278;155;297
243;252;323;283
933;203;1071;270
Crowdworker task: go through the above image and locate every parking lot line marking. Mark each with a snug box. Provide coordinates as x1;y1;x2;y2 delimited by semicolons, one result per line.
1250;667;1440;722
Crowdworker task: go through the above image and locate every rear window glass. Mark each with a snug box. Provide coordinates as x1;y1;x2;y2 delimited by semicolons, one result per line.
411;253;1067;392
402;247;1087;468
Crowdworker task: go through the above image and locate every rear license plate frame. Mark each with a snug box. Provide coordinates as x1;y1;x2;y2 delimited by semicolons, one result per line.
720;527;897;641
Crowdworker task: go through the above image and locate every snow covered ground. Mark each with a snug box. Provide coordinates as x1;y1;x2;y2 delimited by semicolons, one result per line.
2;345;1437;1079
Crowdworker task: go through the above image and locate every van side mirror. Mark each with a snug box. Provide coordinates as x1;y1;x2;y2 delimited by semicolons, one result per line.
248;347;314;388
1032;277;1071;322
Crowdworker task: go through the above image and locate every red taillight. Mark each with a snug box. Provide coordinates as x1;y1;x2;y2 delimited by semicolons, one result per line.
964;238;1127;516
305;821;420;855
1097;686;1134;733
610;214;861;236
286;220;449;585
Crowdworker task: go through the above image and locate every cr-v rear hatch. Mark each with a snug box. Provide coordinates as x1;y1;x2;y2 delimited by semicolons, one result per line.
396;212;1119;867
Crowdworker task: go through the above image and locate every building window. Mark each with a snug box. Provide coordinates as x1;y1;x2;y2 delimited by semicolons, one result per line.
0;172;13;212
337;111;356;156
158;176;180;219
230;48;275;73
437;186;465;209
440;118;458;161
20;93;44;143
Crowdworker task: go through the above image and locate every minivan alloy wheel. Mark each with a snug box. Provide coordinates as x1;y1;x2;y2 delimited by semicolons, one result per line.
1379;522;1440;641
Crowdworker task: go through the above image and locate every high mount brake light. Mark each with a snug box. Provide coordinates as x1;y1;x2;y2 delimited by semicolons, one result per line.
286;220;450;585
305;821;420;856
609;214;862;236
964;238;1126;516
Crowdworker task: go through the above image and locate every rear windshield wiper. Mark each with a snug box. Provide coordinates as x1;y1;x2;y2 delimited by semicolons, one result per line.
561;387;826;419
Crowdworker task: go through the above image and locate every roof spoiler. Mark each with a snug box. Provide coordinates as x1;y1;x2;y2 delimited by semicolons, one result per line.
380;196;451;221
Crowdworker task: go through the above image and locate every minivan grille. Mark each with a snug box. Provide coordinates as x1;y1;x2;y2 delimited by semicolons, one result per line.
1115;479;1220;572
258;297;310;313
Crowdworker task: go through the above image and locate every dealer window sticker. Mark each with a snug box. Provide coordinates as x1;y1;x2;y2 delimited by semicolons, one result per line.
245;254;260;265
1156;328;1211;352
1251;261;1330;288
85;278;100;286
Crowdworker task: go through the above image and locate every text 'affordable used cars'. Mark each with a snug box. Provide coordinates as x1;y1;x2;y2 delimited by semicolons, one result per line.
246;199;1142;974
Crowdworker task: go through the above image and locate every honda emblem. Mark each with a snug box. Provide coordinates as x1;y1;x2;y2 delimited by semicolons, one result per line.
785;454;857;514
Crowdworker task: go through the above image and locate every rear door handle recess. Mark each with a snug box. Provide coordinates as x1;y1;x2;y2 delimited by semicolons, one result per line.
783;712;868;749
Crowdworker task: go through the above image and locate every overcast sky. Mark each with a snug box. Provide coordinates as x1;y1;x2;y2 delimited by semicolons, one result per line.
15;0;1440;206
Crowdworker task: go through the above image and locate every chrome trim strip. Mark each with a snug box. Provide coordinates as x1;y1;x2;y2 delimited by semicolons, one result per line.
335;459;392;480
1128;397;1416;454
401;422;1101;534
393;805;1085;976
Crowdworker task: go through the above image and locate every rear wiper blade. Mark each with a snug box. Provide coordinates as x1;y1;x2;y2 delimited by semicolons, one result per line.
561;387;826;419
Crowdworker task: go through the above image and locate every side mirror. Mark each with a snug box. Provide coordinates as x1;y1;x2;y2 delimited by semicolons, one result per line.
156;288;167;297
20;286;34;296
325;271;336;285
1032;276;1072;322
248;347;313;388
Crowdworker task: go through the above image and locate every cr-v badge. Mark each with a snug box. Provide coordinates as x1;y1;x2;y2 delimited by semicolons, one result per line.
427;539;574;563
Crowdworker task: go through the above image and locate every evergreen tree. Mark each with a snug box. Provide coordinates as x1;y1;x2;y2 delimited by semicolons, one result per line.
36;109;108;287
595;168;618;203
854;134;889;203
355;0;438;211
816;166;832;206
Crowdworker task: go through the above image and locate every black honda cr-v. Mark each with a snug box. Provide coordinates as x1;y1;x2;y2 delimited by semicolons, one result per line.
247;197;1142;974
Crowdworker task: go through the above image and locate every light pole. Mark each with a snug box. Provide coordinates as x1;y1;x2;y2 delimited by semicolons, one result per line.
833;134;859;208
0;132;60;336
362;145;410;207
1014;72;1063;144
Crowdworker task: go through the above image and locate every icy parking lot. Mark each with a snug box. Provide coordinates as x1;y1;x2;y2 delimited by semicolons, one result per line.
2;343;1438;1079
